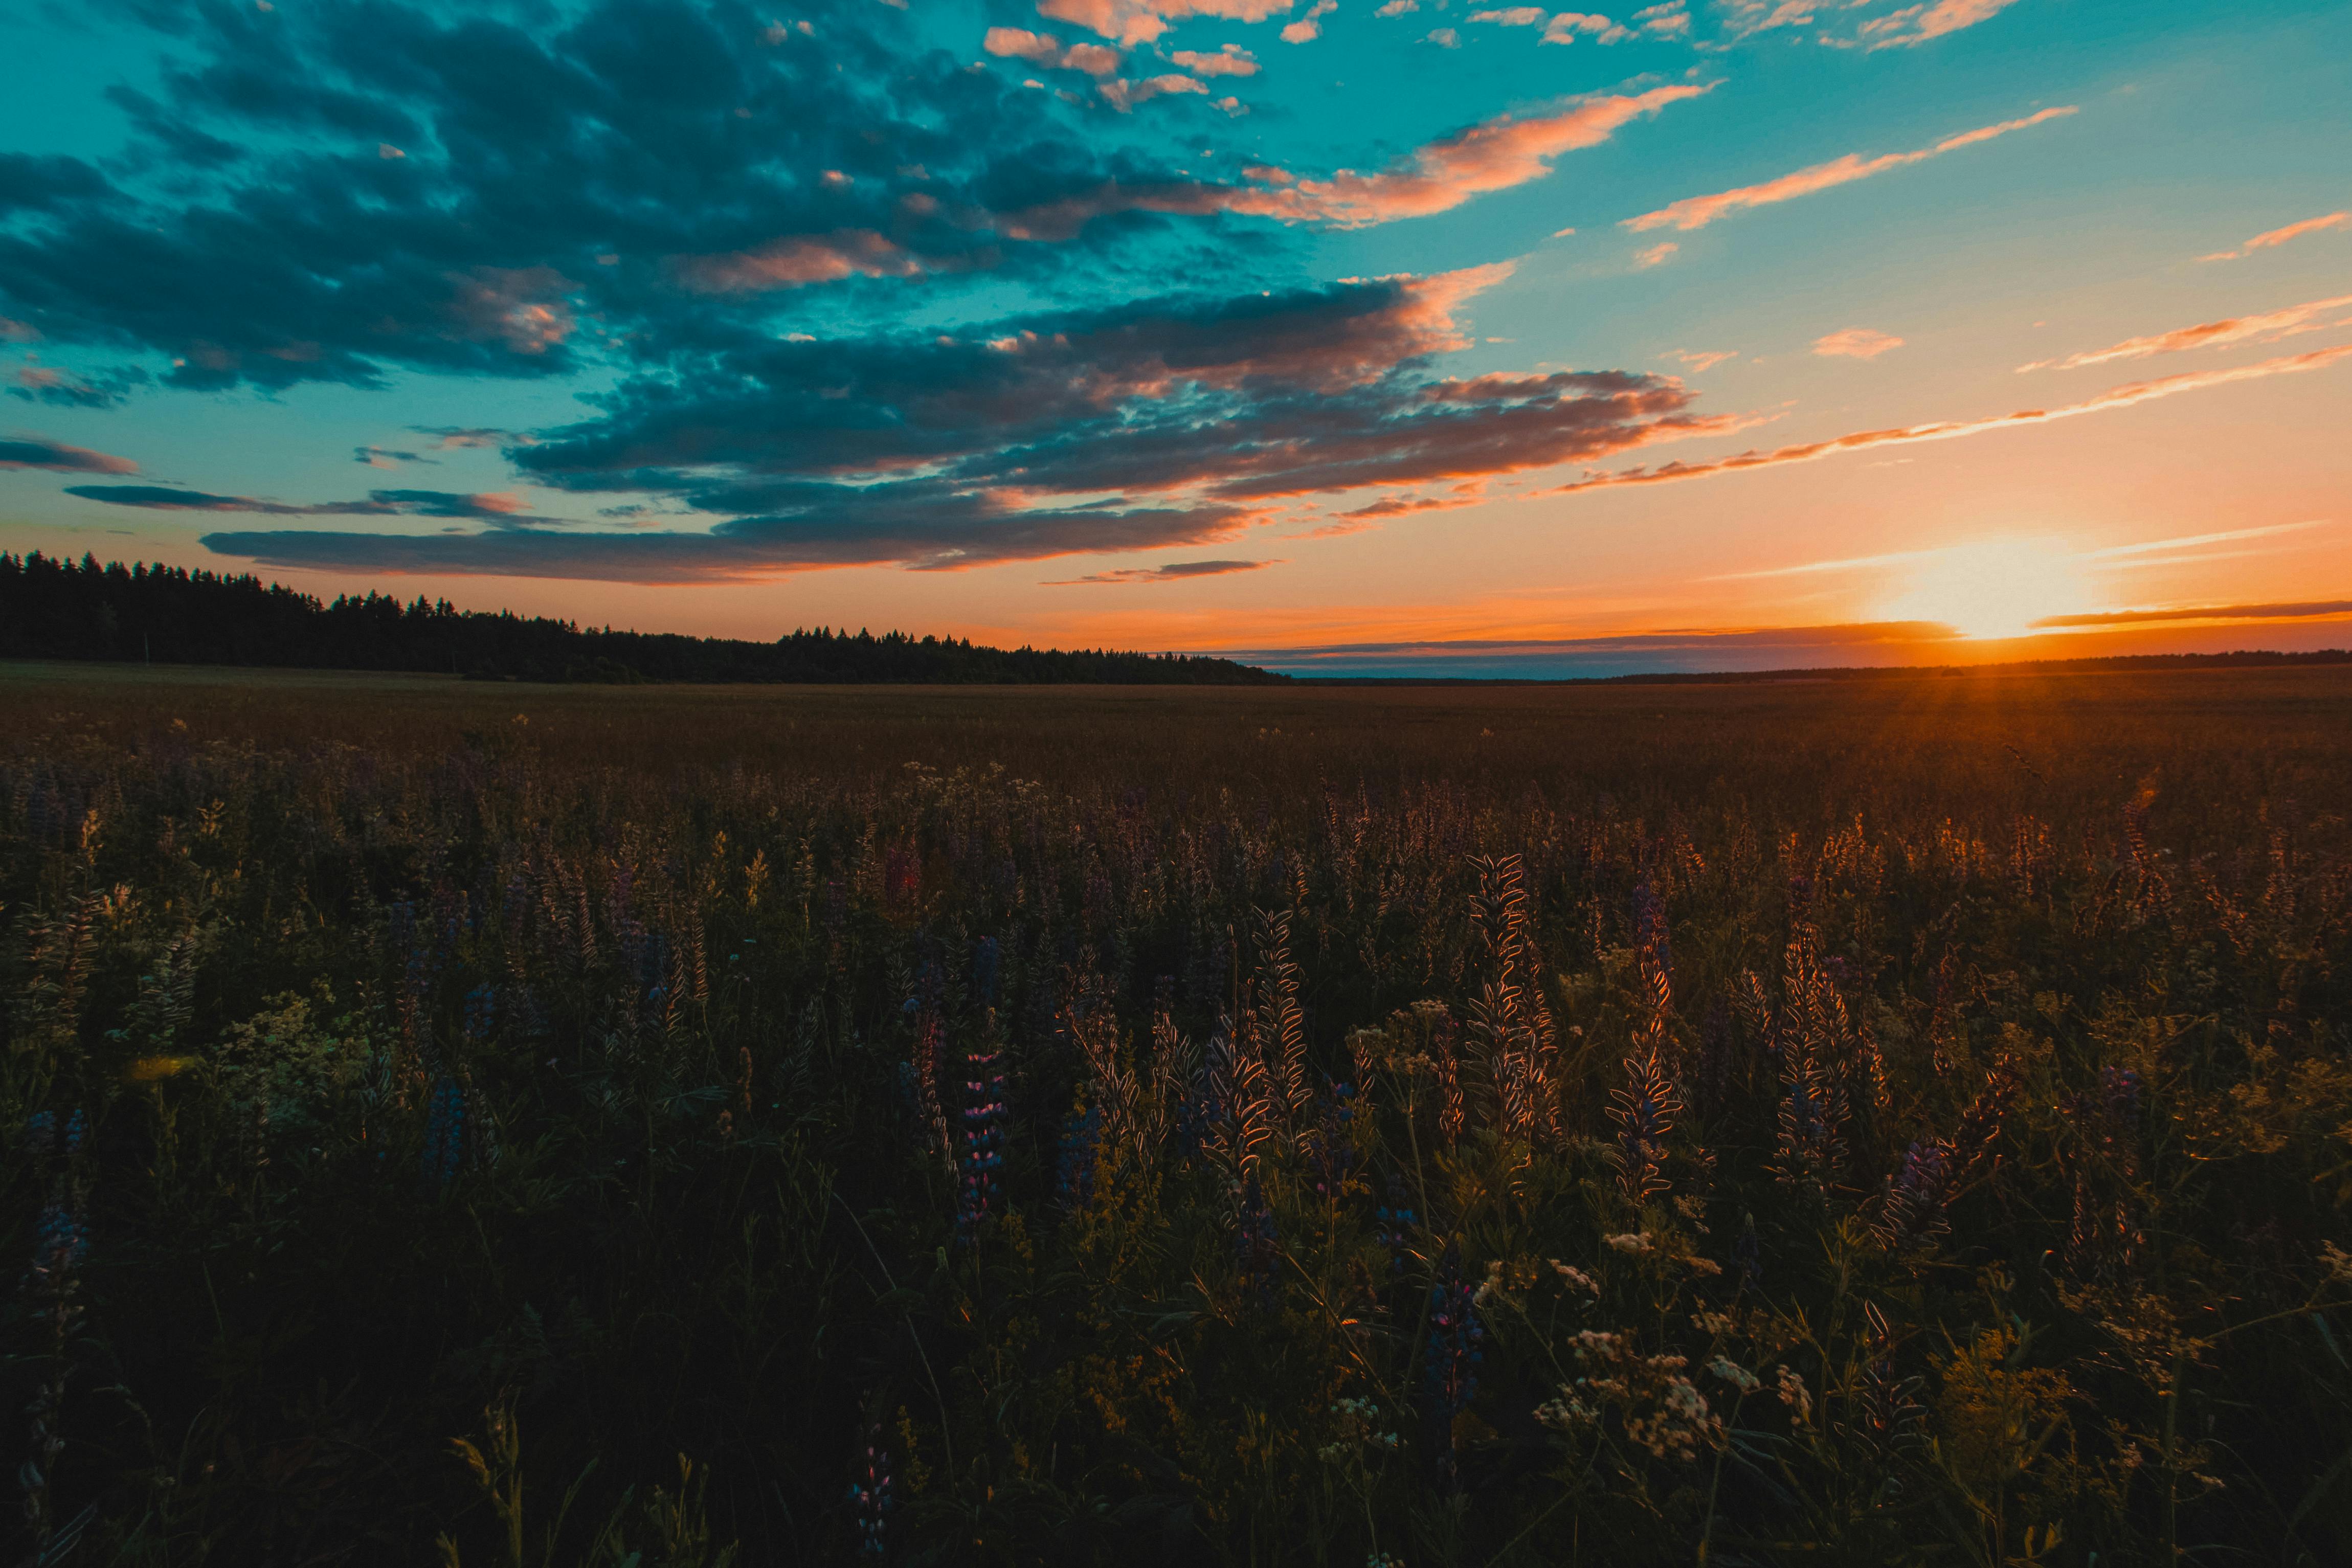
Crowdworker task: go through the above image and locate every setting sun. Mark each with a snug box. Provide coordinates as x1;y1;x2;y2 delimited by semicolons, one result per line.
1877;539;2096;640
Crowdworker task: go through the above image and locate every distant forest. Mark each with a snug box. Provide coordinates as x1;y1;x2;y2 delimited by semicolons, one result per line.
0;551;1286;685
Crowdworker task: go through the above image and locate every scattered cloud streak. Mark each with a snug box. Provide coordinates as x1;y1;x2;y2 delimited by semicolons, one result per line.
2020;295;2352;371
2034;600;2352;629
1541;343;2352;496
1046;557;1277;583
69;485;563;525
2200;211;2349;261
1625;106;2074;233
1858;0;2030;50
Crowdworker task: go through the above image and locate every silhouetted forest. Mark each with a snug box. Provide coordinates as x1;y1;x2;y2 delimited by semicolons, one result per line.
0;552;1285;685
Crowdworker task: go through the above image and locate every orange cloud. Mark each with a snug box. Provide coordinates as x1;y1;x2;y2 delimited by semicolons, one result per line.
983;26;1126;74
1814;327;1902;359
670;231;922;292
445;267;575;354
1039;0;1295;44
2201;211;2352;261
1243;84;1711;227
1625;106;2074;233
2020;294;2352;371
1541;343;2352;496
996;84;1708;236
1858;0;2027;49
1170;43;1259;74
1045;557;1279;584
2034;600;2352;629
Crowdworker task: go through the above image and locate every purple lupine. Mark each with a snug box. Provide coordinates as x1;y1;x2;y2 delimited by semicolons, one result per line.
461;983;497;1045
972;937;1000;1007
848;1423;893;1558
1611;1047;1679;1209
20;1110;88;1551
955;1048;1007;1244
1424;1240;1485;1491
1307;1082;1356;1201
1870;1137;1956;1251
1374;1174;1419;1277
422;1076;467;1191
1234;1173;1279;1301
1631;882;1672;977
1733;1218;1762;1287
1056;1100;1103;1211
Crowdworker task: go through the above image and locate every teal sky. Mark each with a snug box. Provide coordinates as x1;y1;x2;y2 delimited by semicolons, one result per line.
2;0;2347;674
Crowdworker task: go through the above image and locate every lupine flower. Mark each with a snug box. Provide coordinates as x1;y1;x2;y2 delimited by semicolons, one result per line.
1424;1241;1484;1489
461;983;497;1045
1056;1100;1102;1211
1733;1219;1762;1287
848;1423;893;1558
1870;1137;1956;1252
1234;1173;1279;1300
422;1076;467;1190
1374;1176;1418;1276
1307;1082;1356;1200
954;1048;1006;1243
1610;1046;1679;1209
1840;1301;1924;1454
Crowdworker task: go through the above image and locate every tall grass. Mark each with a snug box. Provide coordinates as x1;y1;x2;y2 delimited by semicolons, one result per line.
2;667;2348;1565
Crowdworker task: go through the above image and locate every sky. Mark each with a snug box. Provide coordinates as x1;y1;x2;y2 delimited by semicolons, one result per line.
1;0;2347;677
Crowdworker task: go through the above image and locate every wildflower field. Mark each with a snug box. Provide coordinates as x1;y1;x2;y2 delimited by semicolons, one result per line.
5;661;2351;1566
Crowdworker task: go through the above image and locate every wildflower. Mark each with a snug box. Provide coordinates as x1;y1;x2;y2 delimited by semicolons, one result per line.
1775;1364;1812;1423
1708;1357;1759;1394
1234;1173;1279;1300
2322;1240;2352;1286
1055;1099;1102;1211
1693;1311;1735;1336
1374;1177;1419;1276
1870;1137;1956;1252
1610;1044;1680;1208
461;983;496;1044
955;1047;1007;1243
1320;1398;1402;1462
1549;1260;1600;1296
1542;1330;1720;1460
1307;1082;1357;1200
848;1423;893;1557
1424;1241;1485;1488
1733;1219;1762;1286
1604;1231;1654;1255
1471;1258;1507;1309
1841;1302;1924;1454
422;1076;467;1191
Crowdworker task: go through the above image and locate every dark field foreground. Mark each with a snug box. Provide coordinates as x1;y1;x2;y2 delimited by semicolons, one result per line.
3;663;2349;1565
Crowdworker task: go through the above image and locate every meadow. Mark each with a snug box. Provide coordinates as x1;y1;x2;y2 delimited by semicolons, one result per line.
3;661;2349;1566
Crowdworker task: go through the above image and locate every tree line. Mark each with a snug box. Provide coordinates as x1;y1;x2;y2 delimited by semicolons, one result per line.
0;552;1286;685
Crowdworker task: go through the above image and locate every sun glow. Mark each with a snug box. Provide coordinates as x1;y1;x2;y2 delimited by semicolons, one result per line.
1877;539;2095;640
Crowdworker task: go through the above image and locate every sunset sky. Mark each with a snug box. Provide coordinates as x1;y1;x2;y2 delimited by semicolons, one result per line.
1;0;2347;675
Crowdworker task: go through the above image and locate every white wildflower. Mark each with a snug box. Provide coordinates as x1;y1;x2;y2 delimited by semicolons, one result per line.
1707;1356;1759;1393
1775;1364;1812;1423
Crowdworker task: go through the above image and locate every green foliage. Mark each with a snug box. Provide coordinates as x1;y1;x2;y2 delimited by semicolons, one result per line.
2;673;2349;1565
